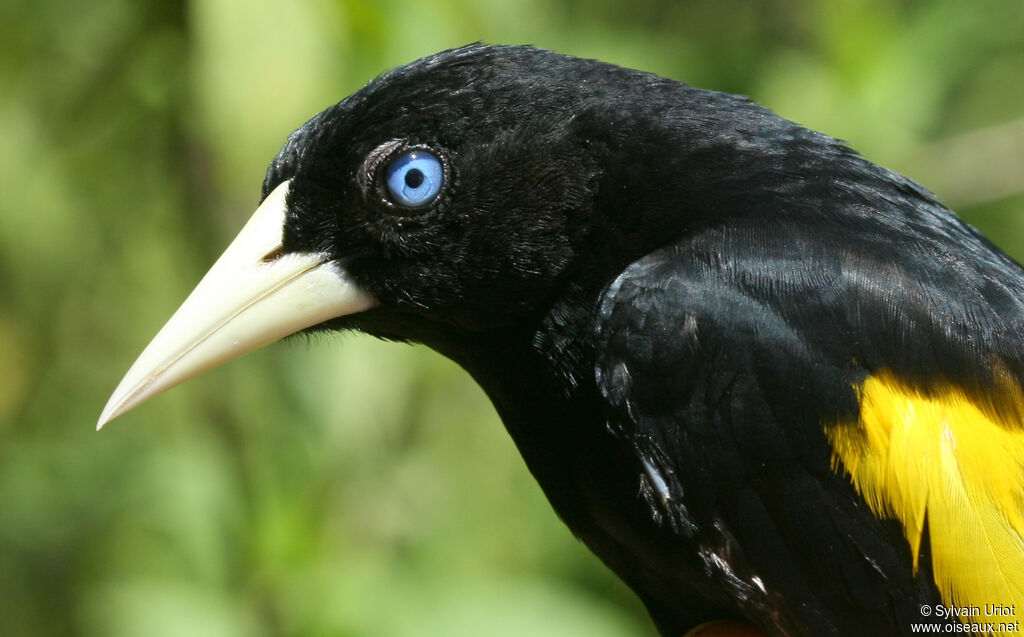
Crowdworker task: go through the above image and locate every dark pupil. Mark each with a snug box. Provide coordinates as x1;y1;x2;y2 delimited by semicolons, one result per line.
405;168;424;189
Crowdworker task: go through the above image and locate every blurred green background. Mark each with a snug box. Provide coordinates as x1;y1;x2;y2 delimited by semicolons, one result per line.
2;0;1022;635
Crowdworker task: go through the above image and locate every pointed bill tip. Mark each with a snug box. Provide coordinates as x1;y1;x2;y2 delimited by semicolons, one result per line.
96;391;131;430
97;395;142;430
96;365;161;430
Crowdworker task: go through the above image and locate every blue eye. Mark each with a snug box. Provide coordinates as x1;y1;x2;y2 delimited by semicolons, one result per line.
384;150;444;208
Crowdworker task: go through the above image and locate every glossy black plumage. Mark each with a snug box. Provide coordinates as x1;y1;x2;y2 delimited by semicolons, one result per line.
205;45;1024;634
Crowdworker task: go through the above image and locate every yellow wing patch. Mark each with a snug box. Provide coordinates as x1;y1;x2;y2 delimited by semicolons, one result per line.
828;371;1024;630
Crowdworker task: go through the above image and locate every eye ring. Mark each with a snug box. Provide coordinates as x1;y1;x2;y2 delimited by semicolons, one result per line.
382;148;446;209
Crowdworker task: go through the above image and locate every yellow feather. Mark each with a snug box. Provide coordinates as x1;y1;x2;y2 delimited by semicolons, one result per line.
828;372;1024;633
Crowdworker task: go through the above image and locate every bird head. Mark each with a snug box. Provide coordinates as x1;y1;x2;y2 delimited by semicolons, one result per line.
98;44;649;426
268;45;611;335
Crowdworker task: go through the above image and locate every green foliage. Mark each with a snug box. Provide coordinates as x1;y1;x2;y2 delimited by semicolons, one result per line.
1;0;1022;635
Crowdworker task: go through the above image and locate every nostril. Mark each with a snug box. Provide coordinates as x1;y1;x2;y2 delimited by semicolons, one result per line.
261;246;285;263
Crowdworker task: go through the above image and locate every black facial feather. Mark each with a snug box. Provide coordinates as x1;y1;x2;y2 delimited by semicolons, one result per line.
250;44;1024;634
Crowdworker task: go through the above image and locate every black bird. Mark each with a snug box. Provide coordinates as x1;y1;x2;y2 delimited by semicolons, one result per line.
100;45;1024;636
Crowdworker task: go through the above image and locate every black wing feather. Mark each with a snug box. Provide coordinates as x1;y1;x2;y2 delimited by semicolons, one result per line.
593;237;955;635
